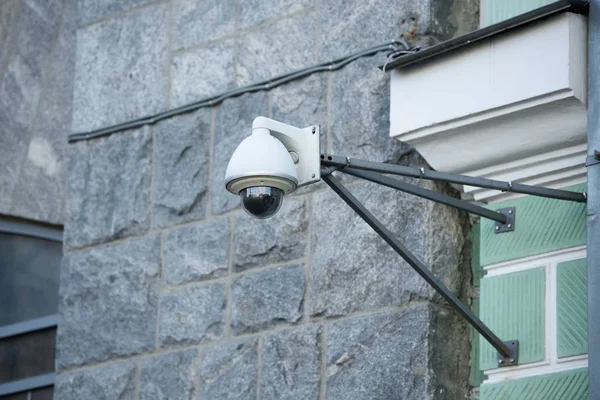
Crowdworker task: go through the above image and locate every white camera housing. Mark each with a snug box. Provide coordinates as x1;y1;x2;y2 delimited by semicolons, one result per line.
225;117;321;218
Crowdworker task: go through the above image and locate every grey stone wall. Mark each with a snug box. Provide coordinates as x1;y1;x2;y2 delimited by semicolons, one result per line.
54;0;478;399
0;0;75;225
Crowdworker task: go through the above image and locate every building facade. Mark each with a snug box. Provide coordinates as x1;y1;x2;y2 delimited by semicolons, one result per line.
0;0;594;399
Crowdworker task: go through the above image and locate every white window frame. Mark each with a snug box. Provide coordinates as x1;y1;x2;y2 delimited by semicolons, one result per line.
483;245;588;383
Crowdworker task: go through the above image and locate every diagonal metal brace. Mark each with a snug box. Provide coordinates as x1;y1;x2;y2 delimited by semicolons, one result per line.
340;167;509;224
322;173;515;362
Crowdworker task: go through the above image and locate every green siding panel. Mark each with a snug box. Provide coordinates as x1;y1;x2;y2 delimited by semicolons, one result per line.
482;0;556;26
480;368;589;400
472;223;484;287
470;298;487;386
557;258;588;358
480;183;586;266
480;268;545;370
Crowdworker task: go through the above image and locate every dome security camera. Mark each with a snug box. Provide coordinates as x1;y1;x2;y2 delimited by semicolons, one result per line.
225;117;321;219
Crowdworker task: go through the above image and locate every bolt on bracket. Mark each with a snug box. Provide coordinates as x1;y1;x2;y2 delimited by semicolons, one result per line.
497;340;519;367
494;207;516;234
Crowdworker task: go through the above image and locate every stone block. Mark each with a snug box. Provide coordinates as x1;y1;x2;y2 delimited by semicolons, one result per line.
239;0;314;29
56;236;160;369
428;303;471;399
153;109;211;227
54;361;136;400
211;93;268;215
170;40;235;107
325;305;430;400
318;0;430;60
65;127;152;250
163;218;230;285
140;349;200;400
77;0;157;26
323;304;469;400
172;0;236;51
159;283;226;347
0;0;62;213
260;326;321;400
271;74;328;194
72;4;168;133
0;1;18;72
231;265;305;334
232;197;308;271
271;74;327;133
330;57;413;163
11;2;76;224
431;0;479;41
236;11;316;86
0;116;27;214
310;178;464;318
200;338;258;400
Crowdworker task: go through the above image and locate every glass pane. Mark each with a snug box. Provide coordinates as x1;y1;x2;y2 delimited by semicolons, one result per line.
0;328;56;383
0;392;28;400
0;233;61;326
0;387;53;400
31;387;53;400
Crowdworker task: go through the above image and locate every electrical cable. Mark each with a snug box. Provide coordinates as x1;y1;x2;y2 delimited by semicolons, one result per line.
68;39;412;143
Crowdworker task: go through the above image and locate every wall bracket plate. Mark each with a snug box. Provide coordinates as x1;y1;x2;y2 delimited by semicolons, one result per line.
252;117;321;188
494;207;516;234
497;339;519;367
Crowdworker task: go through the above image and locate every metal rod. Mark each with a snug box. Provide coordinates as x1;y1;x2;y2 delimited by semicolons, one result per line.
340;167;509;224
321;154;587;203
322;173;512;358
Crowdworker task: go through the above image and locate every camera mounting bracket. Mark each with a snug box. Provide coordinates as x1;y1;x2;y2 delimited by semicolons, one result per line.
252;117;321;187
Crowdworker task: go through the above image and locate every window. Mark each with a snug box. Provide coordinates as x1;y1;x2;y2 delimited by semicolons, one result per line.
481;246;588;382
0;218;62;399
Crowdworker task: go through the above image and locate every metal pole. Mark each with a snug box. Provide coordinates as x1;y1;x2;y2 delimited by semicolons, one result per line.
321;172;513;359
587;1;600;398
321;154;587;203
339;167;510;224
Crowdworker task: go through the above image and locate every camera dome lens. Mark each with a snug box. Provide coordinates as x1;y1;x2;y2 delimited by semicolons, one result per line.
240;186;284;219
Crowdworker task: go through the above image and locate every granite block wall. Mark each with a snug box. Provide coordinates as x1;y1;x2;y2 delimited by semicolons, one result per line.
19;0;481;398
0;0;76;225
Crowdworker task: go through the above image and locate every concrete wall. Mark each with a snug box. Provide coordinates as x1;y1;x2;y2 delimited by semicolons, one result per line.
2;0;481;398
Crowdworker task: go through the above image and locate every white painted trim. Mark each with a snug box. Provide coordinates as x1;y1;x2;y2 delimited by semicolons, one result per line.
557;354;589;364
484;358;588;383
396;89;577;145
389;13;588;202
462;144;587;203
484;246;586;276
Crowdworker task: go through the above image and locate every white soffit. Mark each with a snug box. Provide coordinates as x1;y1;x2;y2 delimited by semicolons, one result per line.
390;12;588;199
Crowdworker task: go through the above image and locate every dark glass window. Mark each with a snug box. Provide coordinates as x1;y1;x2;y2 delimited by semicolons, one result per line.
0;233;61;326
0;328;56;384
0;220;61;399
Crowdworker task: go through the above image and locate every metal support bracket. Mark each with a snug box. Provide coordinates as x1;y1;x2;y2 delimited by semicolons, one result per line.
498;340;519;367
322;173;516;363
586;150;600;167
494;207;516;233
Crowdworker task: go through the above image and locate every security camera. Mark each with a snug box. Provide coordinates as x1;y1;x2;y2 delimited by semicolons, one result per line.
225;117;321;219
